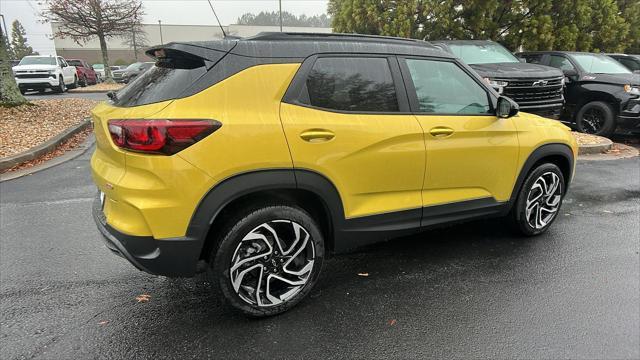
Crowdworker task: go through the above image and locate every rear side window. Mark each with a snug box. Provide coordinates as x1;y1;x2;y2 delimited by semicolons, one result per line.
299;57;399;112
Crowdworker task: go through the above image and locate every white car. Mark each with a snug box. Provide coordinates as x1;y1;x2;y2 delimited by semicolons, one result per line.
13;55;78;94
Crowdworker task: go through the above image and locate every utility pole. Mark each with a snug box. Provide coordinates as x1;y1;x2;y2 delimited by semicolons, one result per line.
279;0;282;32
132;27;138;61
158;20;163;45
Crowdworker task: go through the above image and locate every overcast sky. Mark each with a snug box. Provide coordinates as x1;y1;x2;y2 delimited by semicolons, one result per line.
0;0;329;55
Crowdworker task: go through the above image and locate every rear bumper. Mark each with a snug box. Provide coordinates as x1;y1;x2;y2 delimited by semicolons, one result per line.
92;193;202;277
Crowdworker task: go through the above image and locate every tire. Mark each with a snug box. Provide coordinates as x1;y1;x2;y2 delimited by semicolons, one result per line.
575;101;616;137
68;75;78;89
510;163;565;236
54;77;66;93
209;204;324;317
79;76;87;87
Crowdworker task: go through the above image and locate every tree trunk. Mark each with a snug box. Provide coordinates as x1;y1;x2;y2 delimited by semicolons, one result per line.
0;28;27;106
98;33;113;83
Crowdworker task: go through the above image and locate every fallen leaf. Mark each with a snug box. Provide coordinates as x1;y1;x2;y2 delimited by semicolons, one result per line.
136;294;151;303
98;320;109;325
388;319;397;326
357;273;369;277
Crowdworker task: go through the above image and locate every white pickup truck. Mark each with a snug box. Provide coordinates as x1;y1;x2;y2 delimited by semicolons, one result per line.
12;55;78;94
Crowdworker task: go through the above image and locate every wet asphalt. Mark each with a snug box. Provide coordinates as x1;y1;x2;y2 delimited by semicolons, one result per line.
0;147;638;359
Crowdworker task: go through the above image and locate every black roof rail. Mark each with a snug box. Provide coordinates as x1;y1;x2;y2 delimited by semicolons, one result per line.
246;32;433;46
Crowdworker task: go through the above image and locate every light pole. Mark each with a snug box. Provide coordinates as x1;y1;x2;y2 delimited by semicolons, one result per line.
158;20;163;45
279;0;282;32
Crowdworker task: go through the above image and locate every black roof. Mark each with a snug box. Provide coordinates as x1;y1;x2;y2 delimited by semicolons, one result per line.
148;32;453;60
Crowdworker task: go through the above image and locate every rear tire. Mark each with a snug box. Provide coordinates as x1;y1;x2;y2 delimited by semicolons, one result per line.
209;204;324;317
510;163;565;236
79;75;87;87
575;101;616;137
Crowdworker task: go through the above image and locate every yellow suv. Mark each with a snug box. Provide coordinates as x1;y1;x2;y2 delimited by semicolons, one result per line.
91;33;578;316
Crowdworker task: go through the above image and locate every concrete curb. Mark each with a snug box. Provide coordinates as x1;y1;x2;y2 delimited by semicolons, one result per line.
0;135;95;182
67;90;116;94
0;119;91;172
577;137;613;155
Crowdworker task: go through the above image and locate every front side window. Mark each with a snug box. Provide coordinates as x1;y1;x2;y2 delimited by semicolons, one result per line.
570;53;631;74
300;57;399;112
521;54;543;64
404;59;491;115
548;55;575;71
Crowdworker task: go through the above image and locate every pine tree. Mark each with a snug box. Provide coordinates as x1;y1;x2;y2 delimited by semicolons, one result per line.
1;25;28;106
10;20;36;60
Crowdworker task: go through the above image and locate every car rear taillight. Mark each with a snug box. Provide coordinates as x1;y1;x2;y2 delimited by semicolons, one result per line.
107;119;221;155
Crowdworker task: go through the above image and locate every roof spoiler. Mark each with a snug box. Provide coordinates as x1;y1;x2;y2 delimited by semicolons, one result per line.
145;41;236;62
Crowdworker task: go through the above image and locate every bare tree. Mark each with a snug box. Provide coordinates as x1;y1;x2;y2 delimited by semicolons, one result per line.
120;25;149;61
1;24;27;106
43;0;144;82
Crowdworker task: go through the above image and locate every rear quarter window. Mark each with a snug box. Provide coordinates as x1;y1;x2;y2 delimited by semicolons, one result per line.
111;51;223;107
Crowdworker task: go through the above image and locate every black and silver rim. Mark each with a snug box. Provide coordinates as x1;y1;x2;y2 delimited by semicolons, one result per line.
229;220;315;307
525;172;562;230
581;108;605;134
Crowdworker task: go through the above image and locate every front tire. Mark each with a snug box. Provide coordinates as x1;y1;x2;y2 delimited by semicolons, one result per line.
68;75;78;89
54;77;66;93
510;163;565;236
575;101;616;137
209;205;324;317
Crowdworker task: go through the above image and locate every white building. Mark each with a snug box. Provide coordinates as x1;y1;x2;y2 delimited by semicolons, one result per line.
52;23;332;64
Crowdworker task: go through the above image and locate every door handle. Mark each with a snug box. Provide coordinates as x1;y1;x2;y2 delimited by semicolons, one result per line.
300;129;335;142
429;127;454;137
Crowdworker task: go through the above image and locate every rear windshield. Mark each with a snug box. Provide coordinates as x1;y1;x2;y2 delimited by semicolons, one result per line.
67;60;83;67
112;61;208;107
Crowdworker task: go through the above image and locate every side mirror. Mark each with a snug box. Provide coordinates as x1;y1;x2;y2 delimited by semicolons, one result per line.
518;58;527;63
563;69;578;78
496;96;519;118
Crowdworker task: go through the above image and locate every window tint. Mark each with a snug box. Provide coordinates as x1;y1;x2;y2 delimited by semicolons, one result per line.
301;57;399;112
548;55;575;71
405;59;491;114
522;54;543;64
113;61;207;107
616;57;640;71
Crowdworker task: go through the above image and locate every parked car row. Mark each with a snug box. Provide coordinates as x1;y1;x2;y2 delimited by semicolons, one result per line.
431;40;639;136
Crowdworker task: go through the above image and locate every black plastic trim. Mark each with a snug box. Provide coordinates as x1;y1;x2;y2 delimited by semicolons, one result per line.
505;143;575;213
92;194;202;277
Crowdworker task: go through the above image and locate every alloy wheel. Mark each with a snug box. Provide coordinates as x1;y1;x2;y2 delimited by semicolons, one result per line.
229;220;315;307
581;108;605;134
525;171;562;230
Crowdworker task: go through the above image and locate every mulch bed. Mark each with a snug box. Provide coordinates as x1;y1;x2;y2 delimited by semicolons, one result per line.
0;99;98;158
571;131;610;146
0;128;92;174
68;83;124;92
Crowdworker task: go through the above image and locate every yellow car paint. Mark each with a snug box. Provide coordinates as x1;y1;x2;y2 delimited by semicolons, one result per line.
91;63;577;240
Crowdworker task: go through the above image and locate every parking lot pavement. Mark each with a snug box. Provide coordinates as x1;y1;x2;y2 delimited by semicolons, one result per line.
24;90;108;101
0;148;638;359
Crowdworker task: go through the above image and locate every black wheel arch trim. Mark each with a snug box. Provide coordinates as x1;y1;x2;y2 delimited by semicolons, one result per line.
505;142;575;213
